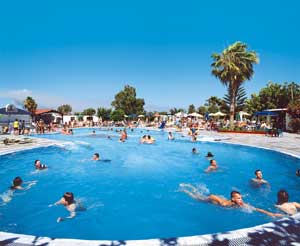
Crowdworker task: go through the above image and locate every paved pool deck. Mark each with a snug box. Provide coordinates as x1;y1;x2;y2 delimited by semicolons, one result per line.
198;130;300;158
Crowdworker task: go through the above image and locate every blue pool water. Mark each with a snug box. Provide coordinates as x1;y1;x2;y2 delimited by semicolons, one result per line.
0;128;299;240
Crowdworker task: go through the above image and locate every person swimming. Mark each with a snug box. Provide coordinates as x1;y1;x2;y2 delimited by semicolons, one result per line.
10;176;37;191
92;153;100;161
145;135;155;144
296;169;300;177
34;160;47;170
275;189;300;215
1;177;36;204
179;183;283;217
205;159;218;172
192;148;199;154
205;152;214;159
251;169;268;185
10;176;24;190
49;192;85;222
168;132;175;140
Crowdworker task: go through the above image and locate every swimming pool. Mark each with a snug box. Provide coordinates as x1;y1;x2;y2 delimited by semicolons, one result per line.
0;128;299;240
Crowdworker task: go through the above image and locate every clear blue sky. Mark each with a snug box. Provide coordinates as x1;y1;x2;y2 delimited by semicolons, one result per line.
0;0;299;112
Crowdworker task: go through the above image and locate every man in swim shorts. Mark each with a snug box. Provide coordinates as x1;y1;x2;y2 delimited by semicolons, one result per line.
179;183;283;217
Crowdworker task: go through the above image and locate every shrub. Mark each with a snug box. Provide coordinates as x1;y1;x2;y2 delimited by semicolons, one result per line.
287;101;300;133
289;118;300;133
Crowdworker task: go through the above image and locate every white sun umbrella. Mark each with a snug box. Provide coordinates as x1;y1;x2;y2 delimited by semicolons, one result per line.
175;112;187;118
138;115;144;118
188;112;203;118
209;112;215;116
213;111;226;117
239;111;250;116
124;115;128;118
238;111;250;121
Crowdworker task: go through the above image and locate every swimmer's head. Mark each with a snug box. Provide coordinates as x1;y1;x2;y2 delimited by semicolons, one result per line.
192;148;197;153
13;176;23;187
231;191;243;206
34;160;41;167
255;169;263;180
147;135;151;139
63;192;74;205
296;169;300;177
277;189;289;205
93;153;100;160
210;159;217;166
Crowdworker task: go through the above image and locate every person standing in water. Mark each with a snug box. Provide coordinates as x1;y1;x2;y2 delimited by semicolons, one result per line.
251;169;269;185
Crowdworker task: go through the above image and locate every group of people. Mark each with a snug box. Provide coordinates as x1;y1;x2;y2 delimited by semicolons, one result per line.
180;150;300;217
61;125;73;135
13;119;27;135
140;135;155;144
5;159;83;223
5;127;299;226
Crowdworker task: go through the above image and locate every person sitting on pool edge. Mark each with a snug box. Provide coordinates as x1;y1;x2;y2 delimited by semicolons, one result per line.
49;192;85;222
34;160;47;170
92;153;100;161
275;189;300;215
251;169;268;185
179;183;283;217
205;159;218;172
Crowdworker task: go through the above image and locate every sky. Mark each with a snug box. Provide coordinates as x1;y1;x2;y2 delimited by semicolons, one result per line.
0;0;299;112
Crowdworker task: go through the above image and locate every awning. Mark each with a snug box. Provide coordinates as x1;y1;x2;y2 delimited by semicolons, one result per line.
254;111;278;116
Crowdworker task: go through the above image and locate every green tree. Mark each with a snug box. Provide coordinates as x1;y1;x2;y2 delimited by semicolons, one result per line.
57;104;72;115
23;96;37;115
205;96;222;113
211;41;258;128
197;106;207;115
82;108;96;116
111;85;145;115
223;86;247;113
287;100;300;133
110;109;125;121
244;93;263;114
188;104;196;113
169;108;186;115
245;82;300;114
97;107;112;121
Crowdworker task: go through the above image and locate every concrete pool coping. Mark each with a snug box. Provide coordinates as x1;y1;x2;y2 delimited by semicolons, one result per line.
0;130;300;245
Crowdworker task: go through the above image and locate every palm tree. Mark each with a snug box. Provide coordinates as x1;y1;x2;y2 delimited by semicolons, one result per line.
23;96;37;115
223;85;247;113
211;41;258;128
